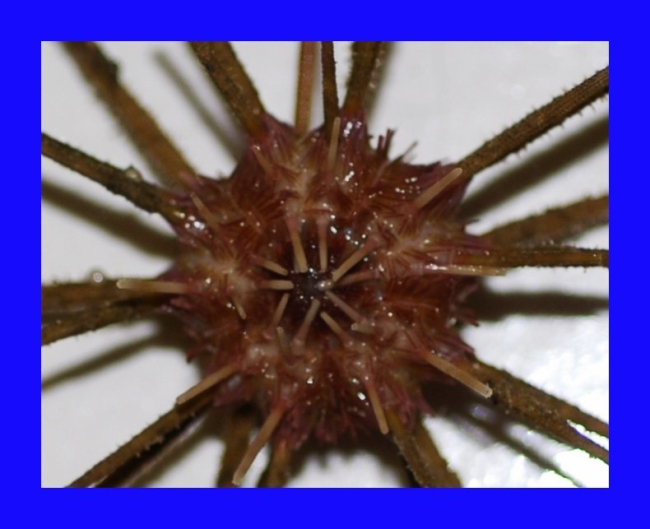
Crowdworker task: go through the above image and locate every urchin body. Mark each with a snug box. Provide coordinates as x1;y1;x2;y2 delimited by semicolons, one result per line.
42;42;608;487
155;112;486;449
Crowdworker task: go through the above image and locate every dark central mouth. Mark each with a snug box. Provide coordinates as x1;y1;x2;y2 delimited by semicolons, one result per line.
289;268;328;310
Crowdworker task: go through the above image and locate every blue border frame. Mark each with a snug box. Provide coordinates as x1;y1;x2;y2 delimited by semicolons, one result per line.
27;2;627;527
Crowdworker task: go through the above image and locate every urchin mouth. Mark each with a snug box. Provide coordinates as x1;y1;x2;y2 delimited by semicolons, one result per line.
288;268;329;308
254;226;380;351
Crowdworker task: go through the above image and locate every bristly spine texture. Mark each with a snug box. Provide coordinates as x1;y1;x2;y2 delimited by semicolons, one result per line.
42;42;608;487
152;111;489;451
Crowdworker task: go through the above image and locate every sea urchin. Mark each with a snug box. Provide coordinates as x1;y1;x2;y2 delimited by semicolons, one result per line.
42;42;608;487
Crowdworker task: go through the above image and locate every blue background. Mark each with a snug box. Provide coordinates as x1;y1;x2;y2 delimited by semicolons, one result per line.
26;1;626;527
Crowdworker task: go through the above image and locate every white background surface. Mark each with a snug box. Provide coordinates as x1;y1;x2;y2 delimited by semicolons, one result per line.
41;42;608;487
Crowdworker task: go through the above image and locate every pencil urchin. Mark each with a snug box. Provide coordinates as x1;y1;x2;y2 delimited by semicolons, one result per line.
41;42;609;487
